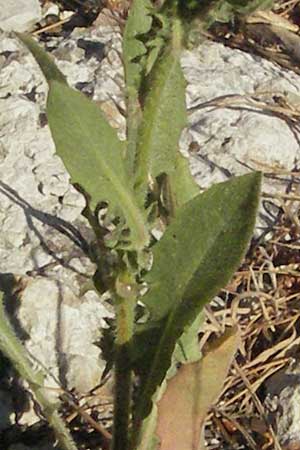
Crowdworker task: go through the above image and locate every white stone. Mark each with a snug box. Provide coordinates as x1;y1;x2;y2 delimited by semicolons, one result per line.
179;41;300;235
181;42;300;194
18;277;112;393
0;28;120;435
60;10;74;21
42;2;60;18
0;0;41;32
265;364;300;447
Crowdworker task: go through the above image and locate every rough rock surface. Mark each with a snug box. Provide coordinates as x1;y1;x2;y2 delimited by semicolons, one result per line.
264;362;300;449
2;6;300;443
180;42;300;236
0;10;123;430
0;0;42;33
182;42;300;186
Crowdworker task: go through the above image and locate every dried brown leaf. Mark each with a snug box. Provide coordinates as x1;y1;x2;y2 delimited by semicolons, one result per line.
155;327;240;450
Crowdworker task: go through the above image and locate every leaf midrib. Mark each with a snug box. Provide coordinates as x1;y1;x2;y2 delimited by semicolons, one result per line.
50;81;148;249
146;191;242;321
137;188;253;418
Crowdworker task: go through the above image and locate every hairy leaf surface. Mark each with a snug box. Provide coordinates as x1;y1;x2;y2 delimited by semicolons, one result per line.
20;35;149;250
144;172;260;321
122;0;153;176
134;48;186;205
47;82;149;249
133;172;261;420
166;153;199;210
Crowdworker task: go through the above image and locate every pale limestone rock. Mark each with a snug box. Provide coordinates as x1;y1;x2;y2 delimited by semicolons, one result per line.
0;0;41;33
18;277;111;394
265;363;300;448
181;42;300;194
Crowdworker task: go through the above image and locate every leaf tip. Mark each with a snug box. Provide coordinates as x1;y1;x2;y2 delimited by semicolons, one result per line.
17;33;67;85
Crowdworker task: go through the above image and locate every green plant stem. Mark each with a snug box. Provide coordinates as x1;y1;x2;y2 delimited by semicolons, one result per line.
112;286;136;450
125;87;142;177
0;293;78;450
171;13;183;54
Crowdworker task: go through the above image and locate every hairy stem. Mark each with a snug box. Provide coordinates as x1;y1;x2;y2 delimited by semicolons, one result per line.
124;87;143;177
112;275;136;450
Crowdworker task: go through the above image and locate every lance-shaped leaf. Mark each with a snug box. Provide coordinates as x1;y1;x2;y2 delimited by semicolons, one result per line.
144;172;260;321
132;310;204;450
134;47;187;204
133;172;261;421
122;0;153;175
154;328;240;450
17;33;67;84
19;35;149;250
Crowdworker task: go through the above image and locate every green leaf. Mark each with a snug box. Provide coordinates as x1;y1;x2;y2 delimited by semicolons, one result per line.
144;172;261;321
173;310;204;364
19;35;149;250
132;311;204;450
165;153;199;210
131;322;193;450
123;0;153;92
122;0;153;177
144;37;165;76
133;172;261;421
17;33;67;84
134;48;187;204
47;81;149;249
